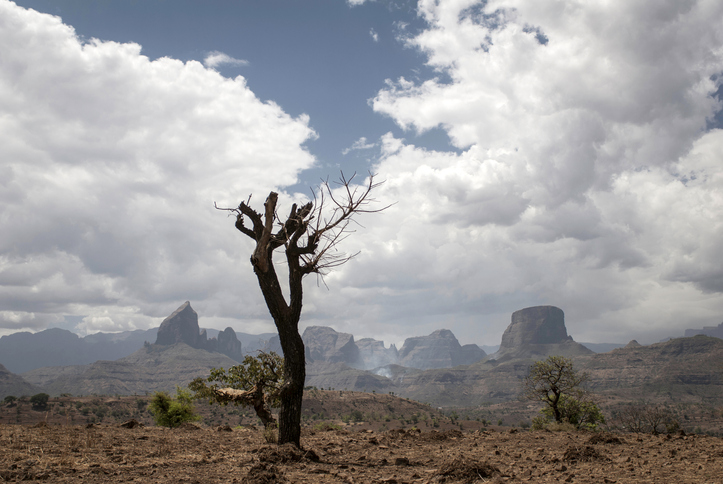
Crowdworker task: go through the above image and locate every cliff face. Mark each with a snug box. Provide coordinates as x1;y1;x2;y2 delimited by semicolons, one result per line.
0;363;40;398
398;329;486;370
493;305;592;361
356;338;398;369
155;302;202;347
303;326;363;368
299;327;484;371
154;302;242;362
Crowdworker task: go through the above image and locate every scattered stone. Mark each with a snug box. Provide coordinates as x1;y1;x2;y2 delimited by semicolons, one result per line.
119;419;142;429
563;445;609;463
434;456;500;483
587;433;624;445
178;422;203;431
243;462;288;484
258;444;318;464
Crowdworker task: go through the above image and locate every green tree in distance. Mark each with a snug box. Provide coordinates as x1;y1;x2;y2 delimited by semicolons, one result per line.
523;355;589;423
190;351;283;429
30;393;49;411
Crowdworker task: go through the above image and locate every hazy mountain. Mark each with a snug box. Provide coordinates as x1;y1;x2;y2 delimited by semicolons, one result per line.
580;342;626;353
685;321;723;339
0;327;156;374
0;363;40;398
21;343;238;396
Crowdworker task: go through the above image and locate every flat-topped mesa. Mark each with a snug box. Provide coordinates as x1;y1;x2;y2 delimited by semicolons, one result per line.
494;305;592;360
500;306;570;349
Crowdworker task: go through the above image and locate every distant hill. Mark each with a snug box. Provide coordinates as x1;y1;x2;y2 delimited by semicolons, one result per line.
579;342;626;353
0;327;157;374
0;363;40;398
685;321;723;339
580;335;723;399
305;308;723;408
21;343;238;396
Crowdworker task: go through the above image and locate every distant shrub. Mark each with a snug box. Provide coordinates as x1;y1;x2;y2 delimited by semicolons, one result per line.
3;396;17;406
30;393;49;411
531;395;605;431
617;403;680;435
148;386;200;428
313;422;341;432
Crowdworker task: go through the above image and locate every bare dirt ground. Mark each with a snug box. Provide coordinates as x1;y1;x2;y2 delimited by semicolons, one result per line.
1;422;721;483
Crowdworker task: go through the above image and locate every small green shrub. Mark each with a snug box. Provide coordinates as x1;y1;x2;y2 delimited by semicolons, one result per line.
148;386;200;428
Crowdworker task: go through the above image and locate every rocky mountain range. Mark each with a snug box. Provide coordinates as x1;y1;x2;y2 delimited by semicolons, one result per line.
1;304;721;411
302;306;723;407
300;326;485;370
0;304;276;375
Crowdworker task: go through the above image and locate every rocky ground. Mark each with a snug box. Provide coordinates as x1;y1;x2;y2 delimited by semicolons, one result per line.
1;422;721;483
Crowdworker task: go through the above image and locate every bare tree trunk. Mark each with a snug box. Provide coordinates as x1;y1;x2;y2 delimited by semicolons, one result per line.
276;329;305;446
220;175;385;448
252;230;306;447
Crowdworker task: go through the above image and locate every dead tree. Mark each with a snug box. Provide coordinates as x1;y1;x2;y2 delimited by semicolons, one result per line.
217;173;386;447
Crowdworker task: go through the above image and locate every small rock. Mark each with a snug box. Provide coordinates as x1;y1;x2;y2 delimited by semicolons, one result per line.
119;419;142;429
395;457;409;466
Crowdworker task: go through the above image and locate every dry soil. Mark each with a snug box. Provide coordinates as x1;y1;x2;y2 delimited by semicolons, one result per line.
1;422;721;483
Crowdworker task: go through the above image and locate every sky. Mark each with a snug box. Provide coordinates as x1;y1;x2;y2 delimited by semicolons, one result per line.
1;0;723;348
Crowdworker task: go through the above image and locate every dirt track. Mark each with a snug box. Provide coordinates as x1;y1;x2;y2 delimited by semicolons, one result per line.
1;423;721;483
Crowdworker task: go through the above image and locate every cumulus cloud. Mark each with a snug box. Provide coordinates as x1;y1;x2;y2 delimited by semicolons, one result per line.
315;0;723;345
369;28;379;42
0;2;316;335
203;51;249;69
342;136;377;155
3;0;723;349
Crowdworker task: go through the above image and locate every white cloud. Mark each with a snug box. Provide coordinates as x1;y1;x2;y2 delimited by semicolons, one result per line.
3;0;723;350
347;0;370;6
0;2;316;335
342;136;377;155
370;28;379;42
315;0;723;345
203;51;249;69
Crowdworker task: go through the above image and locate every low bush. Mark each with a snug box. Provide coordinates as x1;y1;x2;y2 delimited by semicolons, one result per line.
148;386;200;428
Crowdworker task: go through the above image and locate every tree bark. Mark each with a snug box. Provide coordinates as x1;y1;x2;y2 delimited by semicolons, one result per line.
242;192;307;447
